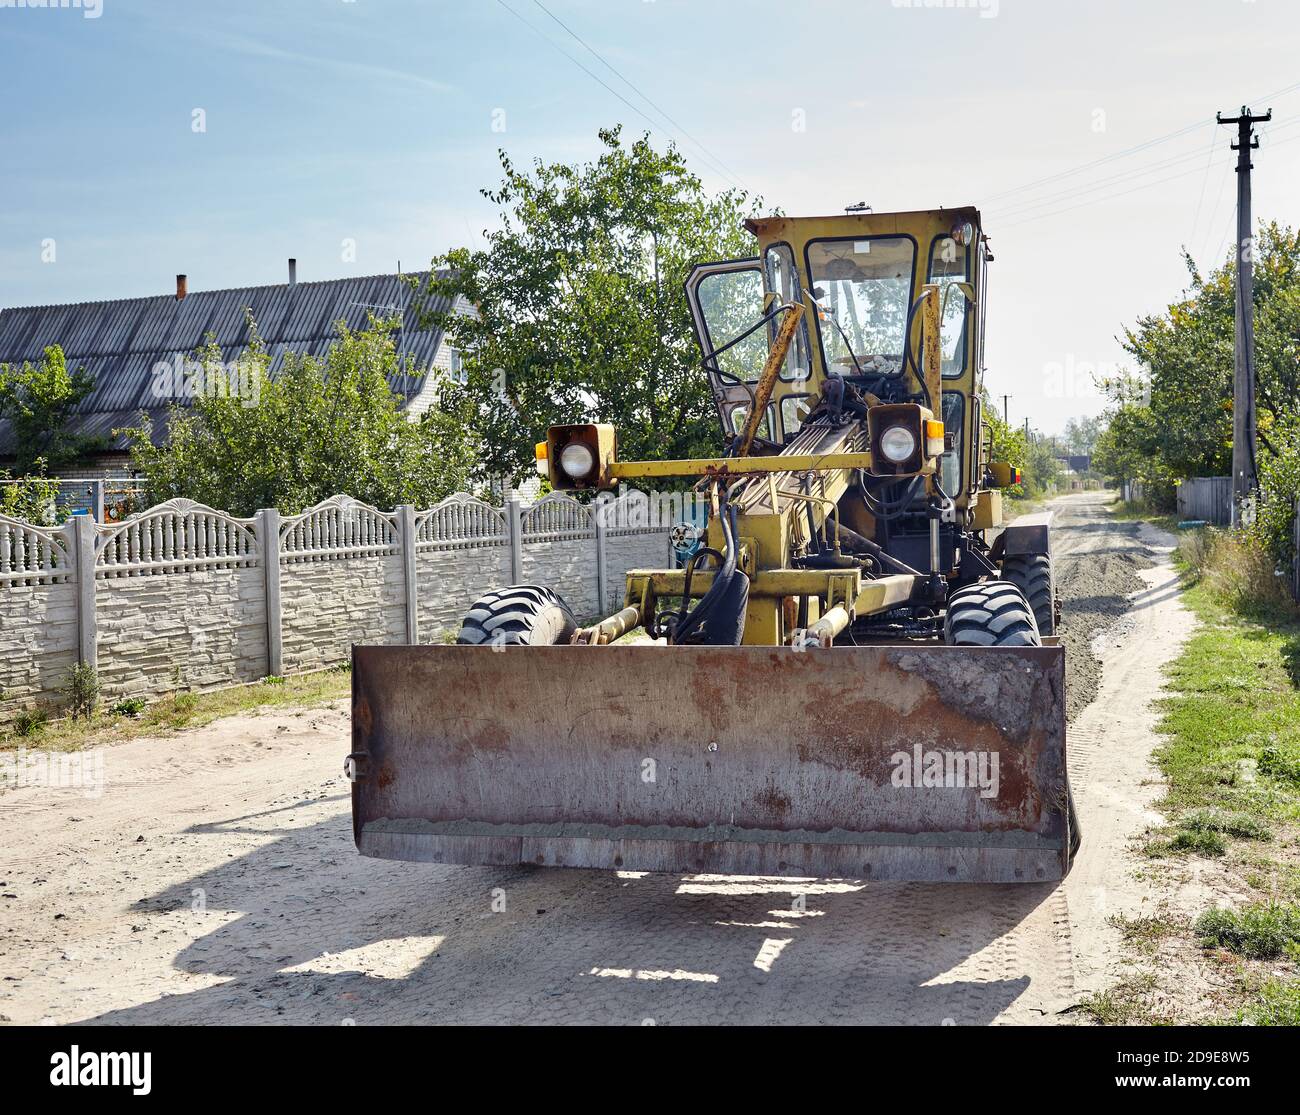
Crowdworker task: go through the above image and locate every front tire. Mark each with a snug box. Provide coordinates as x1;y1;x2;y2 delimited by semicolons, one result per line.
1001;553;1055;636
456;585;577;646
944;581;1042;647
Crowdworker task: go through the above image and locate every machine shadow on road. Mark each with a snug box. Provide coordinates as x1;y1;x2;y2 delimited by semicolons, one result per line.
83;798;1061;1026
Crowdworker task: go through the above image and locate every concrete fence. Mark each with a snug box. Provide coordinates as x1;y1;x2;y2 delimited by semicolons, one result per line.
1176;476;1233;525
0;490;675;723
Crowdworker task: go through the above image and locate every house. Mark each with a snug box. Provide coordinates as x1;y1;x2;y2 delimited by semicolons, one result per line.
0;262;468;477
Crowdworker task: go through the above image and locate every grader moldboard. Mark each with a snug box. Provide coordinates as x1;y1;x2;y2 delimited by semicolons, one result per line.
351;206;1078;884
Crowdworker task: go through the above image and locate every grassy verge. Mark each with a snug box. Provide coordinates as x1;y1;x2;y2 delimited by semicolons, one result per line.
1091;509;1300;1023
0;666;352;754
1107;498;1180;534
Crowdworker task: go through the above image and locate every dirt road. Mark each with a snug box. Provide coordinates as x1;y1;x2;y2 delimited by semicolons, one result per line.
0;492;1195;1025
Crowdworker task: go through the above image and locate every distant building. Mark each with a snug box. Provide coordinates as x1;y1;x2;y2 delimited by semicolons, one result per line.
0;263;469;476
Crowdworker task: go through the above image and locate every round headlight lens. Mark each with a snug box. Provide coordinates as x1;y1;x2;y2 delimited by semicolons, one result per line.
559;442;596;479
879;426;917;463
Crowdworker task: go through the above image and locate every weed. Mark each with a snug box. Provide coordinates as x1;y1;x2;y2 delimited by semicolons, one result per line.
63;662;100;721
1195;902;1300;960
12;708;49;737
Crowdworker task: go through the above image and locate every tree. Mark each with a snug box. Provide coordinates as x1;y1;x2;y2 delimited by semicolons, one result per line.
121;318;477;516
0;345;101;473
0;459;64;525
411;127;763;486
1099;223;1300;522
1062;415;1103;457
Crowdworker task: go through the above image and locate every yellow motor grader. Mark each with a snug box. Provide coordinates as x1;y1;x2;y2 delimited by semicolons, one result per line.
350;206;1076;883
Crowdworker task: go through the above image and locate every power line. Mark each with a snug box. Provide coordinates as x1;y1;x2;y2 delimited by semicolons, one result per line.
995;123;1300;233
1187;126;1221;251
493;0;747;193
983;79;1300;207
528;0;749;190
986;128;1221;219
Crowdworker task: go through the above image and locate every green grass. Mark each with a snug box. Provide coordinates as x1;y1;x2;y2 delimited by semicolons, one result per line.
1229;979;1300;1025
1195;902;1300;961
1095;501;1300;1025
1075;973;1173;1025
1108;499;1180;533
0;666;351;753
1152;576;1300;829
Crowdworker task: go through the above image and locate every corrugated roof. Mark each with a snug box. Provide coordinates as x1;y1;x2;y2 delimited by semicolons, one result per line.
0;271;451;454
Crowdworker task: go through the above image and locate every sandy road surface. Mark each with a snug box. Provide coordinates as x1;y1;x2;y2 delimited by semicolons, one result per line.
0;492;1194;1025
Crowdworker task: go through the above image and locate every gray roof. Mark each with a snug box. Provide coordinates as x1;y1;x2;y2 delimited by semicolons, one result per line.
0;271;450;455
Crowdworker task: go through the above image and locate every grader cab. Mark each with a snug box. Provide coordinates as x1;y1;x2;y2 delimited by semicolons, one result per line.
350;206;1076;884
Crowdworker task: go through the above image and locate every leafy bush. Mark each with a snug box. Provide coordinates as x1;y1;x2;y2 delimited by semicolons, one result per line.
110;696;147;718
0;346;102;472
63;662;101;721
0;459;67;526
122;317;476;517
1178;527;1294;617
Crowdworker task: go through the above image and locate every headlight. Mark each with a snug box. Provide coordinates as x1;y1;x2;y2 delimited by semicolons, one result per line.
559;442;596;479
879;426;917;463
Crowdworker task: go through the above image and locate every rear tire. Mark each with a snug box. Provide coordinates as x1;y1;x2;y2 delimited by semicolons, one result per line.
456;585;578;647
944;581;1042;647
1001;553;1055;636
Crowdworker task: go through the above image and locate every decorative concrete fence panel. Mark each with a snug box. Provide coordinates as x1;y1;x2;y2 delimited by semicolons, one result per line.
414;494;512;638
0;489;675;723
278;497;407;673
95;500;267;697
519;494;599;619
0;515;79;715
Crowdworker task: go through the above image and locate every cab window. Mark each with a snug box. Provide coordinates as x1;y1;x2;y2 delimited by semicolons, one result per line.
928;236;972;378
763;243;811;383
696;268;767;382
805;236;915;375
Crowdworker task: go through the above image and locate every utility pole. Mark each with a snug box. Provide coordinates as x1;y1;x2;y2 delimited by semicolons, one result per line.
1023;417;1031;443
1001;394;1011;425
1217;105;1271;526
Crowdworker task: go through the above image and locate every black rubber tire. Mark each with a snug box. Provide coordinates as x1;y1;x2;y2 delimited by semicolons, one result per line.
944;581;1042;647
1001;553;1055;637
455;585;578;646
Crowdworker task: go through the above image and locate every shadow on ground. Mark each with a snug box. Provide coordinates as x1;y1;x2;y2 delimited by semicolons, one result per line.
84;795;1056;1026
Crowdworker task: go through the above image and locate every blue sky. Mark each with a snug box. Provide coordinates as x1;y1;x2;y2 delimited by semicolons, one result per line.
2;0;1299;434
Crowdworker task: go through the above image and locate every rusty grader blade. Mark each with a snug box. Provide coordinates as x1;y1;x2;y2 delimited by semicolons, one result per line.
349;644;1072;883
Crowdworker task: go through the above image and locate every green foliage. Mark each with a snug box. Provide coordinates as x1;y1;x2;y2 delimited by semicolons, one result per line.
121;317;476;516
412;127;763;486
1195;902;1300;960
110;696;147;718
64;663;101;721
1098;223;1300;534
1231;979;1300;1025
1061;414;1103;456
12;708;49;737
0;346;101;472
0;458;67;525
980;390;1059;498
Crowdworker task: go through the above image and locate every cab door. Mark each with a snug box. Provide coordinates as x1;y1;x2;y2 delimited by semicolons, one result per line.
684;259;779;450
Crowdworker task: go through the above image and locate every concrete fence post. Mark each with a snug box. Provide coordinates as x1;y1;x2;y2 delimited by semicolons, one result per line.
91;479;104;523
257;508;283;677
72;514;97;669
398;504;419;644
507;497;523;584
594;503;608;613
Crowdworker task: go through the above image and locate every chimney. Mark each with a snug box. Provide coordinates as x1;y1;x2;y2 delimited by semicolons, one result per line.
288;258;297;286
175;274;187;301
